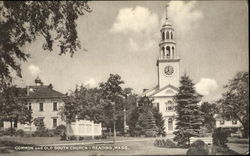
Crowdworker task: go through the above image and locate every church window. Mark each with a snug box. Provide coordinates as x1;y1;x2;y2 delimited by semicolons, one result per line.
166;100;174;111
172;47;175;57
171;32;173;39
162;32;165;40
166;46;170;57
162;47;165;56
166;31;169;39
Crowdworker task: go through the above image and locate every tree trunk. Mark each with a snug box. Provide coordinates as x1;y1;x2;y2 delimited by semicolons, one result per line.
10;120;13;136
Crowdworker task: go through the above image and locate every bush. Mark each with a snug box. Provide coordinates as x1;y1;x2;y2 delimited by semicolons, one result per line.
145;130;157;137
154;139;176;148
3;128;16;136
54;125;66;136
60;131;67;140
15;129;25;137
186;140;209;155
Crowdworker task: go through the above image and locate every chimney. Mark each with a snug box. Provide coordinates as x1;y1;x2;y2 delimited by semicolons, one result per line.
48;83;53;89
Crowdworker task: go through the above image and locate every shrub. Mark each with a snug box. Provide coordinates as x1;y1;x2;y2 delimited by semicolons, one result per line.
54;125;66;136
60;131;67;140
3;128;16;136
15;129;25;137
154;139;176;148
186;140;209;155
145;130;157;137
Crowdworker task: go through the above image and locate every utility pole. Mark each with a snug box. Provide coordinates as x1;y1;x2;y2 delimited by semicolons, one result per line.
124;108;127;135
111;101;116;144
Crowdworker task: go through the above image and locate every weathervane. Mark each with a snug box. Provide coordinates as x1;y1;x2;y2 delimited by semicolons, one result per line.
165;3;169;20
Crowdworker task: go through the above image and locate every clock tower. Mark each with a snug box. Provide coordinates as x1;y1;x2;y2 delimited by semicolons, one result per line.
157;4;180;89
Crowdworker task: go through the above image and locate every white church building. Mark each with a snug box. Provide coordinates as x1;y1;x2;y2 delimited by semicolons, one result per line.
141;4;180;135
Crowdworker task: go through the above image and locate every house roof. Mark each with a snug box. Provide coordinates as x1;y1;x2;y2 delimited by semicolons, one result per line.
18;85;66;99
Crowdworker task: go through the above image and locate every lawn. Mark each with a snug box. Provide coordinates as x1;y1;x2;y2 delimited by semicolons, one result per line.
0;136;188;155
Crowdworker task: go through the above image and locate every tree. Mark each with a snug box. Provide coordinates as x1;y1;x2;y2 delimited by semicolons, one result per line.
200;102;219;132
0;1;91;87
60;85;104;124
0;85;32;136
219;72;249;137
128;96;165;137
152;107;166;136
173;74;203;147
99;74;126;132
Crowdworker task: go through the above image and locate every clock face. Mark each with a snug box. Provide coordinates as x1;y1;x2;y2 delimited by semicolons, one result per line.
164;65;174;76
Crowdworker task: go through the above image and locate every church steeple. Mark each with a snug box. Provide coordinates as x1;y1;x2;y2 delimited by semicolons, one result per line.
158;4;178;61
157;3;180;89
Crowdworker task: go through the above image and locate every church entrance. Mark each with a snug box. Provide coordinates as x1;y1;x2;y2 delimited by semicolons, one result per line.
168;118;173;131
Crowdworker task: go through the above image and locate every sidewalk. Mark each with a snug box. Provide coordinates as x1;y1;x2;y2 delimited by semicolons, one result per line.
227;142;249;155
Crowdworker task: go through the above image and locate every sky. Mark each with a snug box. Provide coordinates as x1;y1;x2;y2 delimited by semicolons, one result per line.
14;1;248;102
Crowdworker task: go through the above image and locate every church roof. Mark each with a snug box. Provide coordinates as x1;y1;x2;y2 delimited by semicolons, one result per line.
148;84;178;97
140;84;179;98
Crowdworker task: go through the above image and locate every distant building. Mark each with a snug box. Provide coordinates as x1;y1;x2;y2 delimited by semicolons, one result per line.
3;77;67;131
214;114;243;137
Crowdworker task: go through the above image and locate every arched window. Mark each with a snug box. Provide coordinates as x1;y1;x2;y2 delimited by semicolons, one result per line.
171;32;173;39
162;32;165;40
166;31;169;39
166;100;174;111
162;47;165;56
172;47;175;58
166;46;170;57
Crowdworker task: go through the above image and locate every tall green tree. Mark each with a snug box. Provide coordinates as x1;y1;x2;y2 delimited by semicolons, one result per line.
173;74;203;147
219;72;249;137
0;1;91;88
99;74;126;132
60;85;104;124
128;96;165;137
0;85;32;136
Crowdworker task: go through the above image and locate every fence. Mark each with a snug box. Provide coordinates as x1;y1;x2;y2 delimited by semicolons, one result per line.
66;119;102;138
190;137;213;145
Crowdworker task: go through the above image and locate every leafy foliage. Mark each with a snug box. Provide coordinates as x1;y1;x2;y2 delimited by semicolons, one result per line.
173;74;203;147
154;139;176;148
128;96;165;137
0;1;91;87
200;102;219;132
0;85;32;136
60;74;135;134
218;72;249;137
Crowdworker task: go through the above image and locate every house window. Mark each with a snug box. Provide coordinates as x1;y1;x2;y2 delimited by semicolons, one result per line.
28;103;32;110
232;120;237;125
53;118;57;128
14;120;18;128
39;103;43;111
53;102;57;111
220;120;224;125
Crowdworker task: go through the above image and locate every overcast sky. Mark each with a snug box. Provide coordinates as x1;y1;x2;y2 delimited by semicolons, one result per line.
15;1;248;102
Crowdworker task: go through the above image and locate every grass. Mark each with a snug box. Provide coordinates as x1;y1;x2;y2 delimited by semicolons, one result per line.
0;136;188;155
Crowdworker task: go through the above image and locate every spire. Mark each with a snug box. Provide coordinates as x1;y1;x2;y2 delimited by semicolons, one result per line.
165;4;169;20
